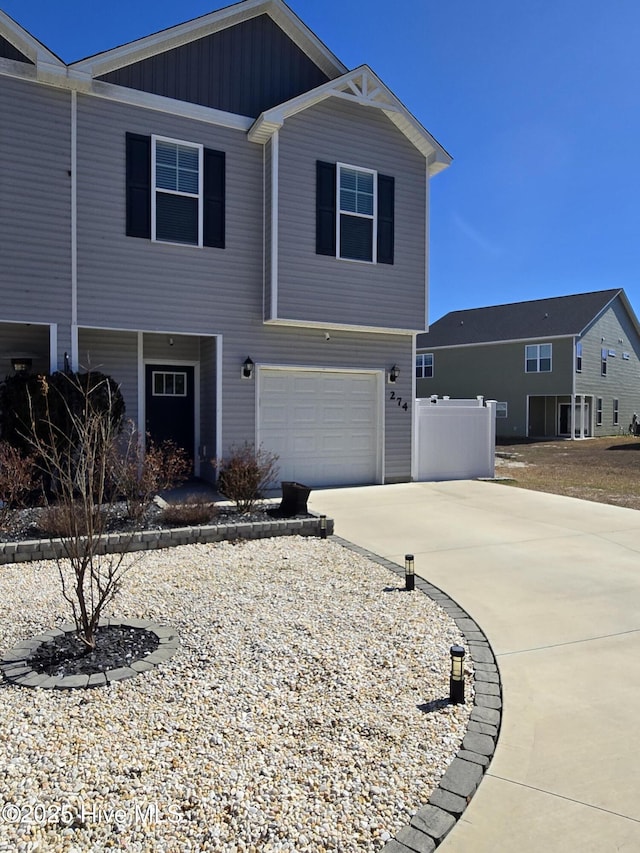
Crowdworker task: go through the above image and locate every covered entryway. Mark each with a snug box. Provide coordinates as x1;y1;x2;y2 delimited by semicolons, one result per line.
258;368;381;487
145;364;195;465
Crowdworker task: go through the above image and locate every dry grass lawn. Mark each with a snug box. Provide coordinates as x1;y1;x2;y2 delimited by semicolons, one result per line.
495;435;640;511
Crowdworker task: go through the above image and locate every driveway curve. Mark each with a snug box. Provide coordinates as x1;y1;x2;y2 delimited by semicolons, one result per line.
309;480;640;853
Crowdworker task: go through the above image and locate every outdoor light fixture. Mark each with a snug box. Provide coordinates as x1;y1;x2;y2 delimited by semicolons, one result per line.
242;357;254;379
449;645;466;705
320;514;327;539
389;364;400;383
11;357;32;373
405;553;415;591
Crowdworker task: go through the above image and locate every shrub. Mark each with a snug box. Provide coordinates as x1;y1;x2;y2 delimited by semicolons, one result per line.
110;422;191;523
160;497;218;527
216;443;279;513
0;441;39;513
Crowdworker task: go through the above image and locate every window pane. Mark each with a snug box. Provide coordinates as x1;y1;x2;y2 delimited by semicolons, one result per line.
153;373;164;395
340;214;373;261
540;344;552;359
156;193;199;244
156;142;177;166
540;358;551;372
526;358;537;373
175;373;186;395
341;169;357;191
340;188;357;212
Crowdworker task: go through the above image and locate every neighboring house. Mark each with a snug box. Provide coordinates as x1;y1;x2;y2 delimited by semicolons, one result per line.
416;289;640;439
0;0;450;487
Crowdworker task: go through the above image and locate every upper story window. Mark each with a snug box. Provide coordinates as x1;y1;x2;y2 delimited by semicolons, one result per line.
601;348;608;376
416;353;433;379
525;343;552;373
126;133;225;248
153;138;202;245
338;165;376;262
316;161;394;265
576;341;582;372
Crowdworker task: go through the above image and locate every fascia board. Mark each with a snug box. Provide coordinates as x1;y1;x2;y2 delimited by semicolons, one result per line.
264;318;417;335
0;9;65;67
577;289;640;342
69;0;345;81
416;334;574;352
248;63;452;170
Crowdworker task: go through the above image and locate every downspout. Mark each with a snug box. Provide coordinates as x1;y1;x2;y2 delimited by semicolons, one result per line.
70;90;78;371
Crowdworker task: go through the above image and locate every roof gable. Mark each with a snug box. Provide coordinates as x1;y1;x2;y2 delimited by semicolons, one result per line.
418;289;628;348
93;13;330;118
248;65;452;175
0;9;63;67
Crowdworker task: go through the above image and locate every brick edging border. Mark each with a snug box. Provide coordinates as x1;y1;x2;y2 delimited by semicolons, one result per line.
0;619;179;690
331;535;502;853
0;514;334;565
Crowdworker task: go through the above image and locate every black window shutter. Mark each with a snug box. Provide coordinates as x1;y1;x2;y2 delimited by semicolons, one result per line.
316;160;336;256
126;133;151;239
203;148;225;249
377;174;394;264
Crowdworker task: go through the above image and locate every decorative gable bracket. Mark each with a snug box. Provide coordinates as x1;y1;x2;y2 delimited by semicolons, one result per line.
248;64;451;175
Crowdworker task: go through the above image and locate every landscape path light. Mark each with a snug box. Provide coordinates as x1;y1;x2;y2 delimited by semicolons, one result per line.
405;554;415;591
449;644;466;705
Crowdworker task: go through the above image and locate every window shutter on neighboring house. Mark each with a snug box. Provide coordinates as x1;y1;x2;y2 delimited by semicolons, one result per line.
377;174;394;265
203;148;225;248
316;160;336;255
126;133;151;239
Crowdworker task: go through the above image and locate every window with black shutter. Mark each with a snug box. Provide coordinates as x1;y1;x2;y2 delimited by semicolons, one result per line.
316;160;394;264
126;134;225;248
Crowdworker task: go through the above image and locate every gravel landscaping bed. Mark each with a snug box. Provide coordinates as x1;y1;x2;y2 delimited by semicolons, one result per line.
0;536;472;851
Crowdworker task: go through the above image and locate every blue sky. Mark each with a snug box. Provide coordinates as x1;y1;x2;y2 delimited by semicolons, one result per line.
3;0;640;322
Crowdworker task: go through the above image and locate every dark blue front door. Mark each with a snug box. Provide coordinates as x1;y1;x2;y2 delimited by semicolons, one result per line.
145;364;195;468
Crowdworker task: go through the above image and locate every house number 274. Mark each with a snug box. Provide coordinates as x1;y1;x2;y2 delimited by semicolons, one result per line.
389;391;408;411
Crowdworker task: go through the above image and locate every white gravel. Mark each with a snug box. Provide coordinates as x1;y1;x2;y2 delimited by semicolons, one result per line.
0;536;472;852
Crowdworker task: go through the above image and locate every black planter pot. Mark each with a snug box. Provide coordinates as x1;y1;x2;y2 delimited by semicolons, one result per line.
268;481;311;518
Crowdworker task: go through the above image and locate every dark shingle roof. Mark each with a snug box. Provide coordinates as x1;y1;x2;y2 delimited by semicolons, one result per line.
418;289;623;349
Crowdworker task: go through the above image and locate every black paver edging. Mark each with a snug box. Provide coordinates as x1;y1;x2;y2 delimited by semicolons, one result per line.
0;514;334;565
331;535;502;853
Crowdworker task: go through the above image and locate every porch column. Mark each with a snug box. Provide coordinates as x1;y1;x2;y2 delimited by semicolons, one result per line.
579;394;585;439
570;394;575;440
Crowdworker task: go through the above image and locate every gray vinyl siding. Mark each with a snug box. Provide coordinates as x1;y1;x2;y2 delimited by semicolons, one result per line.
143;333;200;362
276;99;427;331
0;76;71;340
75;94;264;335
78;328;139;422
578;299;640;435
97;15;329;118
0;35;32;64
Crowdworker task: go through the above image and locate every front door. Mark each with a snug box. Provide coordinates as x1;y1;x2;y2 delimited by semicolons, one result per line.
145;364;195;469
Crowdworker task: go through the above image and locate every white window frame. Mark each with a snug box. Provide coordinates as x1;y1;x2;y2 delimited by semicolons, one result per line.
152;370;188;397
601;348;608;376
596;398;603;425
151;135;204;247
416;353;434;379
525;343;552;373
613;398;619;426
576;341;582;373
496;402;508;418
336;162;377;263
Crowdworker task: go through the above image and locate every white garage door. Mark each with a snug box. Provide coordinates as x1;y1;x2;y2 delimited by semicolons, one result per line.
258;368;380;487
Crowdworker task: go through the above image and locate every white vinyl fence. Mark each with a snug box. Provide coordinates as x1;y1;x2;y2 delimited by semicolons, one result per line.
414;396;497;481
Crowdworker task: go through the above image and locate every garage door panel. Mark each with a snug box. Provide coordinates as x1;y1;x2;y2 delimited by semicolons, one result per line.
259;369;379;487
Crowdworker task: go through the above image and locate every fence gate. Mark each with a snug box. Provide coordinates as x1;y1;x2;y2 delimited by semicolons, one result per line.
414;397;497;481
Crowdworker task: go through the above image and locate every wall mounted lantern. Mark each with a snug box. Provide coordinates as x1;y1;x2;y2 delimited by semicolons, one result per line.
449;645;466;705
242;357;254;379
11;357;32;373
405;553;415;591
389;364;400;384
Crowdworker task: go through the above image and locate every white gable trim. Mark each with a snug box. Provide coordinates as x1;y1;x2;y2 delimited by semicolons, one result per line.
0;9;64;67
248;65;452;175
69;0;346;81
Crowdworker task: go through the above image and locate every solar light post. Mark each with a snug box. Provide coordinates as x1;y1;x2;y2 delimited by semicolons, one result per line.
449;645;466;705
405;554;415;591
320;514;327;539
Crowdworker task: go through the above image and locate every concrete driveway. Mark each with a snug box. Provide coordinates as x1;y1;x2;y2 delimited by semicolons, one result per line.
309;480;640;852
